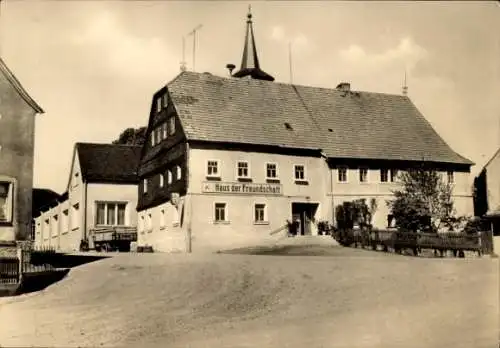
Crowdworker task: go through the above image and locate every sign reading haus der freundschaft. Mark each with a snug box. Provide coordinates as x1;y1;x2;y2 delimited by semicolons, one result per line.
201;182;283;195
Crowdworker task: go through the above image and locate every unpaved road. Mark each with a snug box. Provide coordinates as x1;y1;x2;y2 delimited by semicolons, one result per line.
0;246;498;348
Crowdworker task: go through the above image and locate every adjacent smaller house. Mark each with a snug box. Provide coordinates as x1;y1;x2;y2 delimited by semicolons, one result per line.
34;143;141;251
31;188;62;239
474;147;500;235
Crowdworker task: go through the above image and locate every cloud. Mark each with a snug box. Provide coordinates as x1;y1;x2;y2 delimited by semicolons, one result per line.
71;11;178;79
270;25;309;48
339;37;428;74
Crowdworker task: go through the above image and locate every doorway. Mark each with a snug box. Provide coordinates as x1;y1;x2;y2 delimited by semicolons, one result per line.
291;202;319;236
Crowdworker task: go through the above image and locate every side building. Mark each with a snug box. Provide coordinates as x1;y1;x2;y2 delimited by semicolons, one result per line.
136;9;473;253
34;143;141;251
0;57;44;247
474;147;500;235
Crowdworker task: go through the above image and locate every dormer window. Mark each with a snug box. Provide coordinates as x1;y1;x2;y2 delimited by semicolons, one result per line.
162;123;168;139
162;93;168;108
143;178;148;193
284;122;293;131
159;174;164;188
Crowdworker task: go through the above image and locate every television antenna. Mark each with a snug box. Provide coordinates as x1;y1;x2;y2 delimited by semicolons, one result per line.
187;24;203;72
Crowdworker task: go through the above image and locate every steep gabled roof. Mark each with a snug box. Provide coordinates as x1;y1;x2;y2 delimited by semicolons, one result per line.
0;57;44;113
76;143;141;184
165;71;472;166
482;147;500;170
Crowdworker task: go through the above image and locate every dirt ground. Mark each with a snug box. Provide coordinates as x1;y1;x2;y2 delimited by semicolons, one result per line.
0;244;498;348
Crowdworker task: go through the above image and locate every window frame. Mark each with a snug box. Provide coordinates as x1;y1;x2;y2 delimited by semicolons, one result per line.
168;116;176;136
237;161;250;179
95;202;128;227
143;178;148;193
337;166;348;183
156;97;162;113
390;169;398;183
359;167;369;183
175;165;182;181
61;209;69;234
206;159;221;178
380;169;389;183
160;209;166;229
0;180;14;225
294;164;306;181
159;173;165;188
253;203;268;225
71;202;80;230
214;202;229;224
447;171;454;184
266;162;278;180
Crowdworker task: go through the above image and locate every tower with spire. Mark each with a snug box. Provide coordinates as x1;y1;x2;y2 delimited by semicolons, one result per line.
232;6;275;82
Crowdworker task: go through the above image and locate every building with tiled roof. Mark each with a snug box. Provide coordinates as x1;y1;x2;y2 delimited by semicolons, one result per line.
34;143;141;251
474;147;500;236
0;57;44;254
136;9;474;252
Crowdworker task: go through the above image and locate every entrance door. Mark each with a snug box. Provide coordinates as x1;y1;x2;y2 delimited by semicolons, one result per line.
291;203;319;236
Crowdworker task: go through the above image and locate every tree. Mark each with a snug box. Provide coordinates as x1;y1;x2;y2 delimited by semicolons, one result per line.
387;165;454;233
112;127;147;145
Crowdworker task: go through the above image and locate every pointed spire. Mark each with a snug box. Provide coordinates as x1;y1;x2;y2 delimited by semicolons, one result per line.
232;5;275;82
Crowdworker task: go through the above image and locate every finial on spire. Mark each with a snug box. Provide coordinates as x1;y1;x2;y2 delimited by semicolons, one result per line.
247;5;252;21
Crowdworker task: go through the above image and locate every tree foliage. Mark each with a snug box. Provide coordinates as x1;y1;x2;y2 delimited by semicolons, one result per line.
335;198;378;230
387;166;454;233
112;127;147;145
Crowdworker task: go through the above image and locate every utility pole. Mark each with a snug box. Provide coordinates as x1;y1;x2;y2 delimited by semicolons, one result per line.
187;24;203;72
289;41;294;84
402;70;408;96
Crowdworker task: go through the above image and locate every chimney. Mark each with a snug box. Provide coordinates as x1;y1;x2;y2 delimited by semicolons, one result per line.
336;82;351;93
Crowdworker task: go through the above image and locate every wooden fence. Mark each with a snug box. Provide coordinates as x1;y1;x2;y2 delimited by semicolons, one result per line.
334;228;495;257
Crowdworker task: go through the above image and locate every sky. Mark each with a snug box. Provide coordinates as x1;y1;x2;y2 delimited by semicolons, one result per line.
0;1;499;193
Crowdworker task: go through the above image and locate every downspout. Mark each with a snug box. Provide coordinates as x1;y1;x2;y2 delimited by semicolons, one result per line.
185;142;192;253
329;159;335;225
84;182;88;244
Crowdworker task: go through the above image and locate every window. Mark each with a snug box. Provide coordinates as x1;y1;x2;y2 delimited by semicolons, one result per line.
214;203;227;222
155;127;161;144
138;215;145;233
52;215;59;236
143;178;148;193
168;117;176;135
95;202;127;226
237;161;249;178
162;93;168;108
147;213;152;232
390;169;398;182
176;165;182;180
150;133;155;146
62;209;69;233
266;163;277;179
207;160;219;177
294;165;305;181
71;203;80;230
160;209;166;228
156;97;162;113
447;171;454;184
167;169;173;184
160;174;165;188
337;167;347;182
162;123;168;139
380;169;389;183
254;204;266;223
0;181;13;223
359;168;368;183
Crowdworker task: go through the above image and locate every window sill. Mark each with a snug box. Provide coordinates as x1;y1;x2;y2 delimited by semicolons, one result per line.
254;221;269;225
206;176;221;181
159;226;166;231
294;180;309;186
237;177;252;183
172;222;180;227
0;221;13;227
61;231;69;235
336;181;348;184
71;227;79;231
213;221;230;225
266;178;280;183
